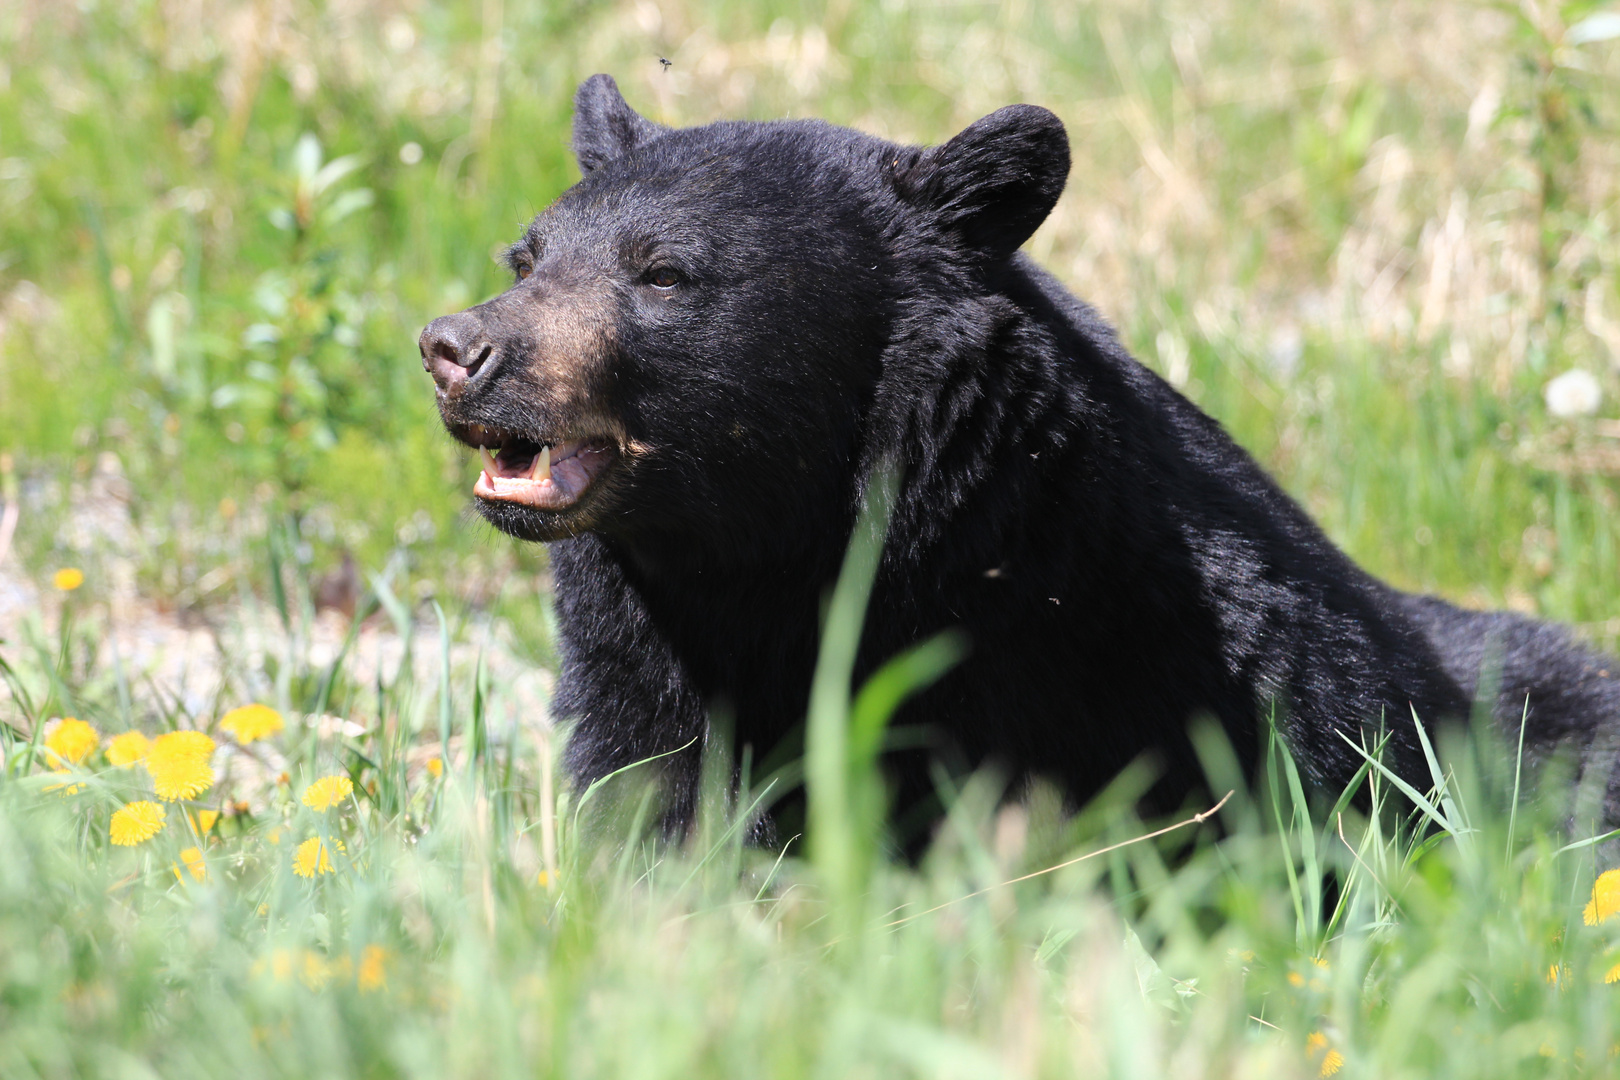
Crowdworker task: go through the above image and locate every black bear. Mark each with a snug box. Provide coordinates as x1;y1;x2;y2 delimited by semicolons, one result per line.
420;74;1620;839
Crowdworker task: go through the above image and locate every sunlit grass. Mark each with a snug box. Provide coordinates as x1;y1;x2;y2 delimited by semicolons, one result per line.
5;535;1620;1077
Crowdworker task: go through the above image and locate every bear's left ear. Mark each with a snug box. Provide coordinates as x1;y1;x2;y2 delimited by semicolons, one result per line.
898;105;1070;259
572;74;668;173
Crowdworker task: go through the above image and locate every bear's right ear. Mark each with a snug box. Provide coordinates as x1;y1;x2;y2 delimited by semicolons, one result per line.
572;74;667;174
898;105;1070;260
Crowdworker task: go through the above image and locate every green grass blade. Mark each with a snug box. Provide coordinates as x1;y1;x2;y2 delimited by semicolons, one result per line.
1335;730;1460;838
1265;718;1309;947
805;463;898;916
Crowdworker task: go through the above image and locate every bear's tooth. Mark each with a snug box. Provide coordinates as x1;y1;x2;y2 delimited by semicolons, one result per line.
480;447;497;479
533;444;552;482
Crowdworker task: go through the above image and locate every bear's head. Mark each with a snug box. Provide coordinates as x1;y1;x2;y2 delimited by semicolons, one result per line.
420;75;1069;564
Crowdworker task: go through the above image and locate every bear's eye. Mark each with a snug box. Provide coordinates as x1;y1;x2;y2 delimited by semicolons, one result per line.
514;263;533;283
647;267;681;290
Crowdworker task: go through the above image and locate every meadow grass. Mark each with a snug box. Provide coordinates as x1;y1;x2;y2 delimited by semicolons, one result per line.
4;1;1620;1076
7;511;1620;1078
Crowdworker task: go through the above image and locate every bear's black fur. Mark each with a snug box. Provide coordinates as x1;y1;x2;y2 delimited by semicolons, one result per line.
420;74;1620;839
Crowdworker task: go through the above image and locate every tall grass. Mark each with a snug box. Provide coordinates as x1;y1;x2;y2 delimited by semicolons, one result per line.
5;478;1620;1077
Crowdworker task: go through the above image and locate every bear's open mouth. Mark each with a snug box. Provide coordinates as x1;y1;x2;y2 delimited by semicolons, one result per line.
460;424;618;512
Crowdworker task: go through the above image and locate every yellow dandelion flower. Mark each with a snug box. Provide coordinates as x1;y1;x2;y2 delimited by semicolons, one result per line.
299;958;327;990
537;869;552;888
293;836;344;877
1288;957;1329;992
1606;961;1620;985
149;754;213;801
258;948;295;982
356;945;390;993
110;801;166;846
172;846;207;883
45;717;98;765
145;730;216;801
190;809;219;834
426;756;443;779
148;729;215;762
292;837;330;876
220;703;285;744
105;730;150;766
1306;1032;1344;1077
1585;870;1620;926
301;774;354;812
300;952;333;991
53;567;84;591
1549;963;1567;986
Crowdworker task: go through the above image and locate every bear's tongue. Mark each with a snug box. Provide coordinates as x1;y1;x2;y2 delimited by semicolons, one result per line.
474;438;612;510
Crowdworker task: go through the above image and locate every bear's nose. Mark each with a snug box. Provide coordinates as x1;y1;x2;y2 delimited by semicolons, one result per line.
419;313;493;391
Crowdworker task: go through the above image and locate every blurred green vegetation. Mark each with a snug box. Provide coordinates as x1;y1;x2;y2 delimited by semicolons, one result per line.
2;0;1618;646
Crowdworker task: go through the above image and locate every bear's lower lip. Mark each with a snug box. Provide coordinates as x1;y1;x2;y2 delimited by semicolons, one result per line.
472;436;617;511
